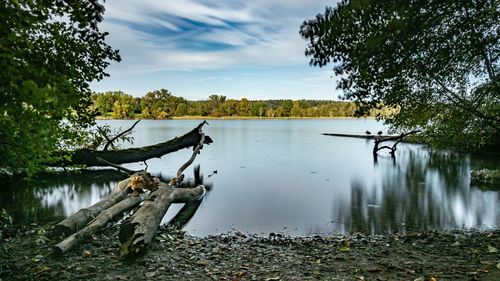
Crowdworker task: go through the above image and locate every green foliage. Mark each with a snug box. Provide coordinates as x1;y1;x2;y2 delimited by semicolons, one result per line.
139;89;187;119
0;0;120;174
112;94;136;119
92;91;376;119
300;0;499;150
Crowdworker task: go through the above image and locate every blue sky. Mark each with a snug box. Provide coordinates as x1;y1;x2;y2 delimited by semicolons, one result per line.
91;0;341;100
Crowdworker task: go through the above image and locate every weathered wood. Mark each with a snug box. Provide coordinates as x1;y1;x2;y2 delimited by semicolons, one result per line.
53;192;147;255
167;199;203;229
119;183;205;257
119;129;208;257
51;122;211;256
51;171;159;238
52;121;212;167
51;178;131;238
373;130;420;156
322;133;393;139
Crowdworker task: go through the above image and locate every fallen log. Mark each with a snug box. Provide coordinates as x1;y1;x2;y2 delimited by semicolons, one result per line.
52;122;211;256
167;199;203;229
373;130;420;156
53;192;148;255
119;183;205;257
51;178;131;238
51;171;159;238
53;121;212;167
322;133;392;139
119;128;207;258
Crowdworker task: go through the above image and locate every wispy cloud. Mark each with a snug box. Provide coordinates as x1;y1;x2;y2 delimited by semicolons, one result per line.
94;0;342;99
101;0;334;72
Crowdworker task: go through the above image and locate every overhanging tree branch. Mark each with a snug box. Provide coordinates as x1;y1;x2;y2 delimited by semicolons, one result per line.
103;120;141;151
52;121;213;167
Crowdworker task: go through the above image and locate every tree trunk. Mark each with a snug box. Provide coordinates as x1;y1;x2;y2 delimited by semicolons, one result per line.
51;177;132;238
53;192;147;255
52;122;212;167
119;182;205;257
51;171;160;238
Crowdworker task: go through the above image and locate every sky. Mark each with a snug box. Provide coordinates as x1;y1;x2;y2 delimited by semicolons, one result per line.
91;0;342;100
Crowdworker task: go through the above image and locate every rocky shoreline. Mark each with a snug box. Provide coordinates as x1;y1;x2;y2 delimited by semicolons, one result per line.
1;224;499;280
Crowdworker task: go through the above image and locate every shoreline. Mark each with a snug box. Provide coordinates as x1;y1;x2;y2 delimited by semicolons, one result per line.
1;224;499;280
95;116;376;120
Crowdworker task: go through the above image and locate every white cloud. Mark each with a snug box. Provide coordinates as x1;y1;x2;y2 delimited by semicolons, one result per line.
94;0;342;99
100;0;335;72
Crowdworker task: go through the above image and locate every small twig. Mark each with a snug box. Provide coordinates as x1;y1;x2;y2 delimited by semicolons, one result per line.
96;126;116;150
103;120;141;151
96;157;138;175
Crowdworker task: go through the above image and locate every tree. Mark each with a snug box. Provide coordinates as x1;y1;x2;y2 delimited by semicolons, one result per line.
280;100;293;117
0;0;120;173
207;94;226;116
238;98;251;116
174;103;188;116
112;94;136;119
140;89;183;119
251;101;268;117
300;0;499;149
93;91;126;116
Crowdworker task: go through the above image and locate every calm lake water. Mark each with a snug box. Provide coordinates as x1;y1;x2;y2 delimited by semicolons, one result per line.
2;119;499;236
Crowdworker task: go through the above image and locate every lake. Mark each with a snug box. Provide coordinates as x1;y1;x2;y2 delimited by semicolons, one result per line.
1;119;498;236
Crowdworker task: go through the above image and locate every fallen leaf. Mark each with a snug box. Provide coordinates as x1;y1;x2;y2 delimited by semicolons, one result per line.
487;245;497;253
368;267;382;273
413;277;425;281
264;277;280;281
82;250;92;257
37;267;52;274
115;274;128;280
340;246;350;252
451;241;460;247
235;271;246;277
32;254;44;263
429;276;437;281
145;272;156;278
478;269;489;273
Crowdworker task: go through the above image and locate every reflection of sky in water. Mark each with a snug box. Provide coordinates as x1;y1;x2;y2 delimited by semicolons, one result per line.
35;183;115;217
3;119;498;236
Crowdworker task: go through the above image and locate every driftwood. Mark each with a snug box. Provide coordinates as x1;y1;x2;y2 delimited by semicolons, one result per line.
51;178;131;238
119;183;205;257
119;128;207;258
53;122;212;167
167;199;203;229
323;130;420;157
52;122;211;256
373;130;420;156
51;171;159;238
53;192;148;255
322;133;392;139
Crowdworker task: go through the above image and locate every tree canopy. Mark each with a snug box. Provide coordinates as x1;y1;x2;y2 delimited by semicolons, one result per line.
0;0;120;173
91;91;374;119
300;0;499;149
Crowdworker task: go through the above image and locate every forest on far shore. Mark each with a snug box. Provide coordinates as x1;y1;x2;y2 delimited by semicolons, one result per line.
91;89;391;119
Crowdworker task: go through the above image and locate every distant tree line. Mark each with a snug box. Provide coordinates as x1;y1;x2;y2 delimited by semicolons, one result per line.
90;90;389;119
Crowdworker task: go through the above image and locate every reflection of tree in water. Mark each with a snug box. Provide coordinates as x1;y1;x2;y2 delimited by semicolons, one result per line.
341;145;499;234
1;170;125;225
